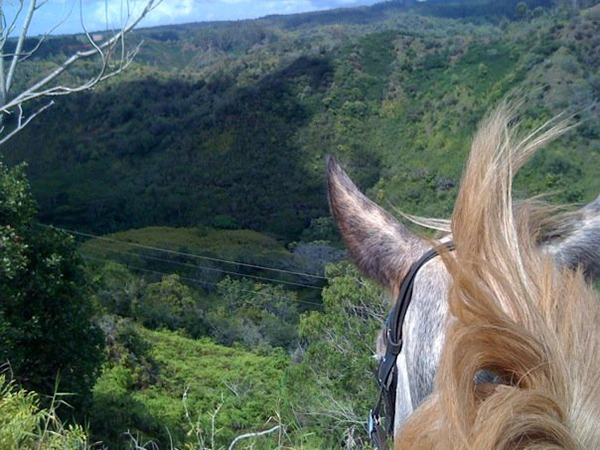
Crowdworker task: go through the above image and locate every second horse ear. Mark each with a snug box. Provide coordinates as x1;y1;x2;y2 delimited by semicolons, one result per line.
327;157;427;289
544;195;600;280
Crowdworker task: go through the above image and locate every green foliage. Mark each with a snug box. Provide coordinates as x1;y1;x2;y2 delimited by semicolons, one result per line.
285;262;385;447
0;375;88;449
91;261;143;317
82;226;325;319
517;1;530;18
133;274;205;337
9;65;332;240
0;162;103;413
81;226;297;281
90;323;287;449
88;255;305;350
82;226;288;256
209;214;239;230
1;2;599;448
6;4;600;243
89;318;162;448
207;277;300;350
0;164;35;280
478;62;489;77
412;0;552;20
299;216;340;244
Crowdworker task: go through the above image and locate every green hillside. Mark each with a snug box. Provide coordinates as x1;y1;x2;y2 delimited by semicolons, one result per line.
91;323;288;448
79;226;328;303
6;0;599;242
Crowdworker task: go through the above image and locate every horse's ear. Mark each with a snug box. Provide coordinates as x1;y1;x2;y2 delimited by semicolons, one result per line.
327;156;426;288
545;195;600;279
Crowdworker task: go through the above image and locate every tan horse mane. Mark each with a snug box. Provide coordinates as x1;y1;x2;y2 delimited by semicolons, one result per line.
396;104;600;449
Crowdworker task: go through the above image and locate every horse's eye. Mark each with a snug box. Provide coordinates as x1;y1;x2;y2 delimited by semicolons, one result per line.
474;370;502;385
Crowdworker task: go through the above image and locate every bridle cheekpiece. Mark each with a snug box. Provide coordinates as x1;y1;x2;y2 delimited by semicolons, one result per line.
369;241;455;450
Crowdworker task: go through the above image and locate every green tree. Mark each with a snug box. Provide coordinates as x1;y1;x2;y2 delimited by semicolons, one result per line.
516;1;530;19
207;277;300;349
478;63;489;78
285;262;385;447
132;274;205;337
0;161;103;413
91;261;145;318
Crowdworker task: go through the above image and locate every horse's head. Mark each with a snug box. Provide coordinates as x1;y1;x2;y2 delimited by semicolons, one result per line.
326;109;600;448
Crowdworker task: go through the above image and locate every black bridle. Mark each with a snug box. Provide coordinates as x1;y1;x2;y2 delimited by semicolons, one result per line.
369;241;455;450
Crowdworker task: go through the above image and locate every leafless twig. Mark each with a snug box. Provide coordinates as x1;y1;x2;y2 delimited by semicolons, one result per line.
0;101;53;145
0;0;161;142
228;425;283;450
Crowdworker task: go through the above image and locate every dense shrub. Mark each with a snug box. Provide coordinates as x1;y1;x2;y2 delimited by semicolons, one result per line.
90;325;288;449
0;162;103;414
207;277;300;349
284;262;385;447
133;274;205;337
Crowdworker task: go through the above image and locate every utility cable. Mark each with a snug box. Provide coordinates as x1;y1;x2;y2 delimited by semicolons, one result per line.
82;255;324;308
40;223;328;280
82;241;323;290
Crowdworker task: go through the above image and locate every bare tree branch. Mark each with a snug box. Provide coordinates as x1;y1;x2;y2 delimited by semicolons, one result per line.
228;425;283;450
5;0;37;94
13;6;74;64
0;0;26;51
0;0;161;142
0;100;53;145
0;0;26;104
4;0;159;110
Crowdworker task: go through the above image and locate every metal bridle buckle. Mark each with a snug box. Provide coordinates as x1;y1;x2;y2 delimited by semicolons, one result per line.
386;328;403;358
368;409;379;440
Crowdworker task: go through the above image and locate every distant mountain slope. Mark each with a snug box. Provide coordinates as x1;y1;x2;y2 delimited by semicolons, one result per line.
4;0;599;241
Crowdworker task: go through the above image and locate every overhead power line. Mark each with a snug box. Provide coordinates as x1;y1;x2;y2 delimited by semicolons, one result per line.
82;255;324;308
82;241;323;290
39;224;328;280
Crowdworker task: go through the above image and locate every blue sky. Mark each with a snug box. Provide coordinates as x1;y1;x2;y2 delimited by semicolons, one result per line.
12;0;385;36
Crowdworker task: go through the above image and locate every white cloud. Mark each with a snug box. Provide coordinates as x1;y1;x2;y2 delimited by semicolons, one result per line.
87;0;194;30
21;0;384;35
145;0;194;21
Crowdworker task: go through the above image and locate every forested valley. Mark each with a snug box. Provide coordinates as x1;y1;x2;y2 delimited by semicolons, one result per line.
1;0;599;448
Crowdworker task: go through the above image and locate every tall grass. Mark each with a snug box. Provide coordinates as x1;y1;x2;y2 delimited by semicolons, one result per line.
0;375;88;449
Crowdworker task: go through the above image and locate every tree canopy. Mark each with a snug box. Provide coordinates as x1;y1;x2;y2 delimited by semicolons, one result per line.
0;161;103;413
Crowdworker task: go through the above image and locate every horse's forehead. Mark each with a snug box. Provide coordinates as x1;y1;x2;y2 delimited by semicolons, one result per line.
413;257;451;298
405;258;451;343
376;258;450;358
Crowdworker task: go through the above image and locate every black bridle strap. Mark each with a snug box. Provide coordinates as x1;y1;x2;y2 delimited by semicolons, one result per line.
388;241;455;355
370;241;455;450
